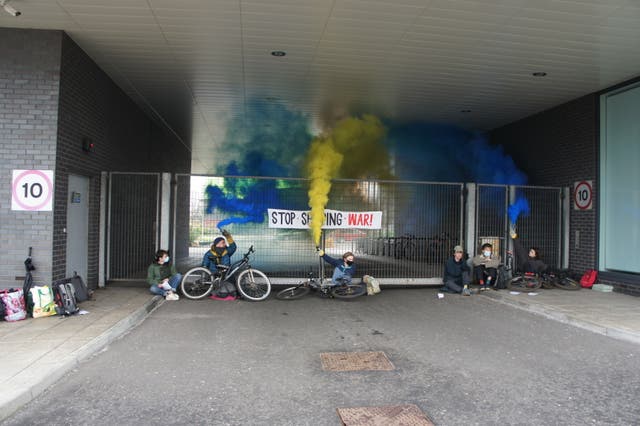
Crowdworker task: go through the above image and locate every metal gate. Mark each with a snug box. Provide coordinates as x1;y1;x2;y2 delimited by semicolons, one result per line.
475;184;563;271
107;172;160;280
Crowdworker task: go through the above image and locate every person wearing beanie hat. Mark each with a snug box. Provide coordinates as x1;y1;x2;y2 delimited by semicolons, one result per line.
442;245;472;295
202;229;237;273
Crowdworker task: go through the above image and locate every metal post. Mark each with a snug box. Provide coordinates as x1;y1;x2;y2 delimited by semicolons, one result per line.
98;172;108;287
465;183;476;257
160;172;171;250
562;187;570;269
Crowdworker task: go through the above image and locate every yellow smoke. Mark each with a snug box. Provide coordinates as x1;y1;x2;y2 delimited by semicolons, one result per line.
304;114;392;246
305;136;343;245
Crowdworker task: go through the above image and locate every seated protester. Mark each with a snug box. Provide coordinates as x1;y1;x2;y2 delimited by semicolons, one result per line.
318;250;356;286
147;249;181;300
472;243;501;291
442;245;472;296
202;229;237;274
511;231;547;274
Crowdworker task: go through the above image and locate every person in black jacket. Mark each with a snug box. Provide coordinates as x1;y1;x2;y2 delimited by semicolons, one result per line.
511;232;547;274
442;245;472;295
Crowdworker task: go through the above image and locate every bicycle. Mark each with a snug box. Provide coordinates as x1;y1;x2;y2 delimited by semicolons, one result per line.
540;269;581;291
276;270;366;300
180;245;271;301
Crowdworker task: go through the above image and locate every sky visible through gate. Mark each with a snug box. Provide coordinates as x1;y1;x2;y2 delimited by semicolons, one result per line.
203;98;531;243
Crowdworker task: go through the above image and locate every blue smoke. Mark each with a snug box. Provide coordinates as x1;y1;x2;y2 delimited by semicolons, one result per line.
207;99;312;226
508;195;531;224
386;122;526;184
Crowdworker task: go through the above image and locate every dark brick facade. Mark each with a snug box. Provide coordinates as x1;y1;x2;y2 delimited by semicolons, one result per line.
0;29;190;289
490;93;639;295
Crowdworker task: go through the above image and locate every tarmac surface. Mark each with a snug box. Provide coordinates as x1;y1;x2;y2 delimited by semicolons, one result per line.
1;284;639;424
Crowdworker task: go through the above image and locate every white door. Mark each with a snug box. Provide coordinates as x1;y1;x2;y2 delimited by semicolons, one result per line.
66;174;89;280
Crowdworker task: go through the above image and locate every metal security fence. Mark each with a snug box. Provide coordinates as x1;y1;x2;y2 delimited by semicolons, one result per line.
174;176;464;283
104;174;566;284
108;172;160;280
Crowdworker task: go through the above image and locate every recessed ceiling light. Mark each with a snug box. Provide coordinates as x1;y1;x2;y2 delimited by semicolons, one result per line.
532;72;547;77
271;51;286;57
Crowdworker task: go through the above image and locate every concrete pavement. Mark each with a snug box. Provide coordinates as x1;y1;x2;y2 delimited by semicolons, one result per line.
1;284;639;422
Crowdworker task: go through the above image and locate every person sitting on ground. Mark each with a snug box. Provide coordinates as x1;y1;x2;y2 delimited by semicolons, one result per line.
202;229;237;274
318;250;357;287
510;231;547;274
147;249;181;300
442;245;472;296
472;243;501;291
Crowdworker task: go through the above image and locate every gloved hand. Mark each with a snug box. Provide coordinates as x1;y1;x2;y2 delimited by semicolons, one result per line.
221;229;231;238
510;232;518;239
317;249;325;257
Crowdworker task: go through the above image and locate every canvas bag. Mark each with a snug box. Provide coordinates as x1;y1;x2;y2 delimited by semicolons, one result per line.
363;275;381;296
0;288;27;322
30;286;57;318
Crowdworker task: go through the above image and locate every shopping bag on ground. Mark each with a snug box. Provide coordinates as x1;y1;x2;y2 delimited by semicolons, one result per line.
30;286;57;318
0;288;27;322
363;275;381;296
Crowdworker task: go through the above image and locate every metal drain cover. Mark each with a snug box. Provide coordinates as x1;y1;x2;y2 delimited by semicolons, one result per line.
320;351;395;371
337;404;434;426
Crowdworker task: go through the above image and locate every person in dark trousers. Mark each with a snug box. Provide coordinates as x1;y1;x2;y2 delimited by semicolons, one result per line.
202;229;237;273
147;249;181;300
510;232;547;274
472;242;501;291
442;245;472;295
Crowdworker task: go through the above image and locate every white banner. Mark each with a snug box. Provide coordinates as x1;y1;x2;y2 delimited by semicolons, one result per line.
268;208;382;229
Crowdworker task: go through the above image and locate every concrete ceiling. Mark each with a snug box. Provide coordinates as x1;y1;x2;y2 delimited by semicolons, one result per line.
2;0;640;173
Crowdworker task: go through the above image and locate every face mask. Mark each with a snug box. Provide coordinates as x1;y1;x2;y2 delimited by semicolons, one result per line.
214;247;225;255
346;260;354;266
483;251;491;257
163;256;170;263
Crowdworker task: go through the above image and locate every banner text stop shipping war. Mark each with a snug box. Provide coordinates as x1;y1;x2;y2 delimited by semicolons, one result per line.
268;209;382;229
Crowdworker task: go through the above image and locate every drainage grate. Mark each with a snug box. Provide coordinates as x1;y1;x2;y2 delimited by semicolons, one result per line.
320;351;395;371
337;404;434;426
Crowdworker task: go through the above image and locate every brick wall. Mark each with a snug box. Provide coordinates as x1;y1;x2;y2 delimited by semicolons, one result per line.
0;29;61;289
490;95;598;274
53;33;190;287
0;29;190;290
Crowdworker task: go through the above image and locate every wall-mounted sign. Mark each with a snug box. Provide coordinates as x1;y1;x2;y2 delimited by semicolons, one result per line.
574;180;593;210
11;170;54;211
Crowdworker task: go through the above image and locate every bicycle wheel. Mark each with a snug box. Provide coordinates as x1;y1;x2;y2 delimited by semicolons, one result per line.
553;277;581;291
541;275;557;289
276;284;311;300
331;283;366;299
506;275;542;292
236;268;271;301
180;267;217;300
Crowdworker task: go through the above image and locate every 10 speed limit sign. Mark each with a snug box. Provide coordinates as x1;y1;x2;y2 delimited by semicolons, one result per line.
12;170;54;211
574;180;593;210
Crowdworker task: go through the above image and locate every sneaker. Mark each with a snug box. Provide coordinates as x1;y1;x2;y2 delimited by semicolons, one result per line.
165;292;179;301
462;288;471;296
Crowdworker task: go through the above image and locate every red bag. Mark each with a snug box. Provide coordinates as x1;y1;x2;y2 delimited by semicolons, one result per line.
580;269;598;288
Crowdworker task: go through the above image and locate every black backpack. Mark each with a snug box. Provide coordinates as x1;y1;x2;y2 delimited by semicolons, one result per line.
215;280;237;299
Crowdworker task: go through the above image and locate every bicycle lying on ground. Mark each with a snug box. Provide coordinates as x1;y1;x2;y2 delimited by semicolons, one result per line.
276;270;366;300
503;249;580;292
180;245;271;301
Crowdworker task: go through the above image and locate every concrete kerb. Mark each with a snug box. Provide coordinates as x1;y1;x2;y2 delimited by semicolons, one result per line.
0;295;164;422
481;291;640;345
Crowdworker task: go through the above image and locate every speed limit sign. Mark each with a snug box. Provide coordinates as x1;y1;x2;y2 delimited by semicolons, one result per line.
574;180;593;210
11;170;54;211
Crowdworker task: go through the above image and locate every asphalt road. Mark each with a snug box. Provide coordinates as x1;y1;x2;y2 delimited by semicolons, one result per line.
3;288;640;426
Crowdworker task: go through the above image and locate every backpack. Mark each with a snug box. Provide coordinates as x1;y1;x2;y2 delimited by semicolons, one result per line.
0;288;27;322
214;280;237;299
53;281;80;316
495;266;509;289
580;269;598;288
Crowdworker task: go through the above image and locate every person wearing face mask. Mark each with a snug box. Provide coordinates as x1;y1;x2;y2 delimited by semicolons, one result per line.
202;229;237;274
147;249;181;300
318;250;357;287
510;231;547;274
472;243;501;291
